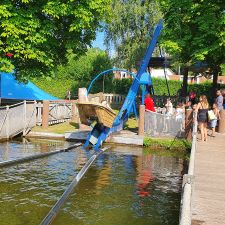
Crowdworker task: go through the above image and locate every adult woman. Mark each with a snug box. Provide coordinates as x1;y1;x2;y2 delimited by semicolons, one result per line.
196;95;209;141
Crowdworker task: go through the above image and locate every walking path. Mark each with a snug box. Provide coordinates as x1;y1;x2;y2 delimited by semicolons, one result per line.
192;133;225;225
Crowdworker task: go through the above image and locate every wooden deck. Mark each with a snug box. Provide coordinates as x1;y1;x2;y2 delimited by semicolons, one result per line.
192;132;225;225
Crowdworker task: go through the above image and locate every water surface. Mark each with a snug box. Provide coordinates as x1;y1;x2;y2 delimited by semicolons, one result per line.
0;139;183;225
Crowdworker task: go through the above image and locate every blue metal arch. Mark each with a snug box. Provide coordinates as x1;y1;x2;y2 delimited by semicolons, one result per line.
87;68;136;94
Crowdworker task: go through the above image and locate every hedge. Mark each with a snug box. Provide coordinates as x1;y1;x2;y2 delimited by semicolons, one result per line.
32;75;225;102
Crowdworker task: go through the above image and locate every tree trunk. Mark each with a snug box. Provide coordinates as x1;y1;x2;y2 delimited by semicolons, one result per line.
212;66;219;97
182;67;188;97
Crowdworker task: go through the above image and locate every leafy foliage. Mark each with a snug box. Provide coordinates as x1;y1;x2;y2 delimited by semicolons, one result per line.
105;0;162;68
0;0;111;79
32;48;112;98
161;0;225;72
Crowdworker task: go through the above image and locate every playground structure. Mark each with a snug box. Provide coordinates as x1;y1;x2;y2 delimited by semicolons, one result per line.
78;20;163;150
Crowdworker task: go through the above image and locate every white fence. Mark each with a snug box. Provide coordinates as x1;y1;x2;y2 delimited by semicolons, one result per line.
144;110;185;137
179;112;197;225
88;93;180;109
0;101;36;139
88;93;125;109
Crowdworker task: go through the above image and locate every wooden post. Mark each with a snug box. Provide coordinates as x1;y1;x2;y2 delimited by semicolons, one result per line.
42;100;49;129
71;100;78;122
78;88;89;130
23;100;27;136
185;109;193;140
78;88;88;102
99;92;104;103
138;105;145;136
6;105;9;139
218;109;225;133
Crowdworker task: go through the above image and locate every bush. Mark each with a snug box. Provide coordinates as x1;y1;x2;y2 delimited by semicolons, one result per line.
31;74;73;99
32;66;225;101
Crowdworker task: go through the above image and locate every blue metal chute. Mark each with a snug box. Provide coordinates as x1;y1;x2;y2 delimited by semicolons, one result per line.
87;68;136;94
84;19;163;151
115;19;163;124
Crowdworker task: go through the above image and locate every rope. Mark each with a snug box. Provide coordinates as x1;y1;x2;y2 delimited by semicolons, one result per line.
159;46;171;97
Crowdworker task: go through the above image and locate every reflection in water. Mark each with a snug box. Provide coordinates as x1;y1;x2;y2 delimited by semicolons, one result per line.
0;138;70;162
0;141;184;225
136;154;154;197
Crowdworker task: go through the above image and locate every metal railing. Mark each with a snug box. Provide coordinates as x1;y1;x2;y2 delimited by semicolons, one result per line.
36;100;78;126
0;101;36;139
179;111;197;225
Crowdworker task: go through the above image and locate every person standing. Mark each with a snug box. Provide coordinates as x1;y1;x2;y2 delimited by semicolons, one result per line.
209;103;221;137
222;89;225;109
144;93;155;112
216;90;223;111
196;95;209;142
165;98;173;115
66;90;71;100
189;90;196;105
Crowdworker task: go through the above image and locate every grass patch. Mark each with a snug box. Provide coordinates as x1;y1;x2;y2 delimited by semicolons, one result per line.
124;117;138;132
144;137;191;151
143;147;188;159
32;122;78;134
143;137;191;159
113;109;138;132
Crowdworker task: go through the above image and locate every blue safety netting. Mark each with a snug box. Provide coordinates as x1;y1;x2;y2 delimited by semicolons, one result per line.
0;72;58;100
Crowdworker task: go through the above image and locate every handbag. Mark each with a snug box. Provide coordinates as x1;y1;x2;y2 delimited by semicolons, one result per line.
208;110;216;120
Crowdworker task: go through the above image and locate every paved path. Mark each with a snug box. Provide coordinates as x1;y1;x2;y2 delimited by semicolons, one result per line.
192;133;225;225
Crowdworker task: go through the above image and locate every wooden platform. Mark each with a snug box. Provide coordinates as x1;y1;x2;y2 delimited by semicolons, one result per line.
106;130;143;146
65;130;143;146
192;133;225;225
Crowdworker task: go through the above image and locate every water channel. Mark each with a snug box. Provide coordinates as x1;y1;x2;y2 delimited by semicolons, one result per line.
0;138;185;225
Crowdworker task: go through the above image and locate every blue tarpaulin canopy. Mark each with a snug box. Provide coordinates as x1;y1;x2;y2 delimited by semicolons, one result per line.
0;72;58;100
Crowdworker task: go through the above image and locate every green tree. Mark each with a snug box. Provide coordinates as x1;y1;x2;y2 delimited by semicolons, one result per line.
56;48;112;96
0;0;111;80
105;0;162;68
32;48;112;98
161;0;225;95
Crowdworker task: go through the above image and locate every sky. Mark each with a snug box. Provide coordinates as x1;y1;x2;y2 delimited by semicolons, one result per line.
92;31;116;57
92;31;106;50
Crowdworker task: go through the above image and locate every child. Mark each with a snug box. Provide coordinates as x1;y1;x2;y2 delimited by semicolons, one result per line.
210;103;220;137
165;98;173;115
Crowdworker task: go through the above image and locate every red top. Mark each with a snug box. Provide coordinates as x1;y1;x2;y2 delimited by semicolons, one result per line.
144;96;155;112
